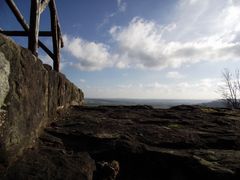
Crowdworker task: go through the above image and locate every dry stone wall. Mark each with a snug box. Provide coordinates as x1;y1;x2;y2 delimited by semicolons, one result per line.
0;33;84;164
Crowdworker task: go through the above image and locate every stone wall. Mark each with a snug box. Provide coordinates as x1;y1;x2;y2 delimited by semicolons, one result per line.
0;34;84;164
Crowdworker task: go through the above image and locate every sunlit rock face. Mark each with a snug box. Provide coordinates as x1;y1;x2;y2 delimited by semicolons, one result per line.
0;52;10;154
0;52;10;110
0;33;84;165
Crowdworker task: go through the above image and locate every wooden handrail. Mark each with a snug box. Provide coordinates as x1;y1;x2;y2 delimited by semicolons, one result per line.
5;0;29;31
0;30;52;36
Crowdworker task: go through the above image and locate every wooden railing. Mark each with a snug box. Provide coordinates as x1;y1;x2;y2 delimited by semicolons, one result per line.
0;0;63;72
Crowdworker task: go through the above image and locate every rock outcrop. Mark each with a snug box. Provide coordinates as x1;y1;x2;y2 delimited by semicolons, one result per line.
0;33;84;165
2;105;240;180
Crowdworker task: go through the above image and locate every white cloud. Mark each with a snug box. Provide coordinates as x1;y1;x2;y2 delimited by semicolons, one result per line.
63;35;113;71
63;0;240;71
83;78;221;99
117;84;132;89
117;0;127;12
97;0;127;29
166;71;185;79
109;14;240;69
79;79;86;83
189;0;198;4
97;12;116;29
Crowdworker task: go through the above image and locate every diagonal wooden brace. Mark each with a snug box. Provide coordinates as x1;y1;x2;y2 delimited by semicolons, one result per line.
5;0;54;60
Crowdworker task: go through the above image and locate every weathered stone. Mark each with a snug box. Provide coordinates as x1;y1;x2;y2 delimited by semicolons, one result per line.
1;105;240;179
39;105;240;180
94;160;120;180
0;52;10;109
43;63;52;71
3;147;95;180
0;33;84;165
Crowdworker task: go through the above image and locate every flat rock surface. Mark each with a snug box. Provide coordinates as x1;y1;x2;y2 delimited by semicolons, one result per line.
2;105;240;180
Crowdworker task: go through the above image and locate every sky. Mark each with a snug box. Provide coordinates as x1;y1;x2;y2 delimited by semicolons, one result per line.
1;0;240;99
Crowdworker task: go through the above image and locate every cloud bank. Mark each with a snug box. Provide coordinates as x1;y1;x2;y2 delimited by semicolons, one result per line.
82;78;222;99
63;0;240;71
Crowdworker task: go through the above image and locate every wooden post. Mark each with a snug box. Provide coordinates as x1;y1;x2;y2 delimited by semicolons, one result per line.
4;0;63;72
49;0;60;71
28;0;40;56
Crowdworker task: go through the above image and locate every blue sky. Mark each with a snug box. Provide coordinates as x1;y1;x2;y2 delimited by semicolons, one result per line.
1;0;240;99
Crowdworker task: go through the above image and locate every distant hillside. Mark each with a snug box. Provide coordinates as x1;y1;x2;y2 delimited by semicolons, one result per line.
84;98;212;109
200;99;226;108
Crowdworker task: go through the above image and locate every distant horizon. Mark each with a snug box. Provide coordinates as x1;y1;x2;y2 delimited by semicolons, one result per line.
83;97;224;108
85;97;217;101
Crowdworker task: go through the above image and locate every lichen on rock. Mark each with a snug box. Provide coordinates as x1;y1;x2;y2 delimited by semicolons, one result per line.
0;52;10;110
